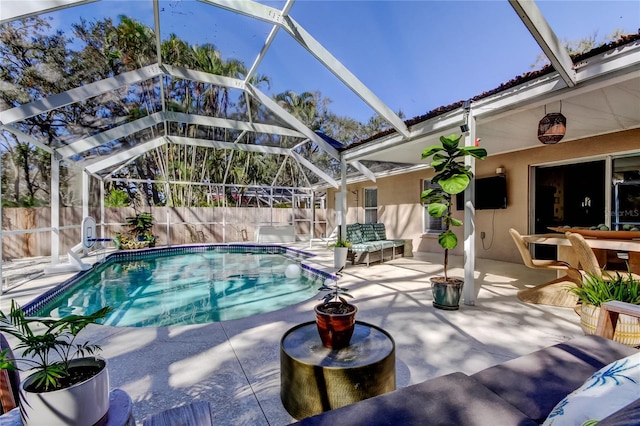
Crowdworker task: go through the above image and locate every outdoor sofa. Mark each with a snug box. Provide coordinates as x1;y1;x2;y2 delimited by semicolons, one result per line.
346;223;405;266
291;301;640;425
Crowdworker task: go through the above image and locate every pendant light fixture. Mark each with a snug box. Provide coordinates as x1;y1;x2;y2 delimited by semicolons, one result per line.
537;102;566;144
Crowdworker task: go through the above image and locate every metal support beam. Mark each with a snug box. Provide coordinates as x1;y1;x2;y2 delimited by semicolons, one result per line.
168;136;290;155
199;0;409;138
509;0;576;87
164;111;304;138
463;107;477;306
58;113;164;158
0;65;163;125
100;178;105;239
291;152;339;189
0;0;97;25
51;154;60;265
0;125;54;154
246;84;340;159
0;156;3;291
350;161;376;183
82;170;90;256
58;110;305;159
86;136;166;174
244;0;295;82
340;156;347;241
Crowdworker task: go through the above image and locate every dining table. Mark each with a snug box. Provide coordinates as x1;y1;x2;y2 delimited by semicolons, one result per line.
522;232;640;275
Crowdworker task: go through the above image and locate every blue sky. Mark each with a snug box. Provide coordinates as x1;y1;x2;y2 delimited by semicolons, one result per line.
40;0;640;123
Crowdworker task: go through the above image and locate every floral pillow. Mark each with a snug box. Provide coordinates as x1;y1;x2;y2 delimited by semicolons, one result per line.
543;351;640;426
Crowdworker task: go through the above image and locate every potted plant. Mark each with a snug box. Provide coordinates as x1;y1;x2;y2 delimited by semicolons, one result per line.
330;238;352;269
314;267;357;349
0;300;113;425
113;231;124;250
143;231;157;248
126;211;154;241
420;134;487;310
568;272;640;346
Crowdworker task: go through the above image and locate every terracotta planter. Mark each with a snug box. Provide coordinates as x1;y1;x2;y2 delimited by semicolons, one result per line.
430;277;464;310
334;247;349;269
314;302;358;349
20;357;110;426
579;304;640;347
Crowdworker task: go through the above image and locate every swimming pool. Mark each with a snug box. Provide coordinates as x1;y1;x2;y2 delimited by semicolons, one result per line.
27;245;330;327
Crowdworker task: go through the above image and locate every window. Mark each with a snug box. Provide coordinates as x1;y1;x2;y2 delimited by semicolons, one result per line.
364;188;377;223
423;180;445;233
612;155;640;229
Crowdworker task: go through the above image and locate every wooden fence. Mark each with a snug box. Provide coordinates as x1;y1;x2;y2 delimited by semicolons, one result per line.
1;206;328;259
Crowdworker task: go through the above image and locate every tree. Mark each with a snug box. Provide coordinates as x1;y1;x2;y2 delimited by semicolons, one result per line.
0;13;390;209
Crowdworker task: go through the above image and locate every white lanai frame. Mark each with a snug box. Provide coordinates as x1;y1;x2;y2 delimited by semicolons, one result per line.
0;0;616;301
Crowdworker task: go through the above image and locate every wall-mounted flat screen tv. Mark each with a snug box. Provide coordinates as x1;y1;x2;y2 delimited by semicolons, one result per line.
456;175;508;210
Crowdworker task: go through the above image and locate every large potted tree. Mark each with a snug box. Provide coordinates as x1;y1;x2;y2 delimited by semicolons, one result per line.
0;301;112;425
420;134;487;310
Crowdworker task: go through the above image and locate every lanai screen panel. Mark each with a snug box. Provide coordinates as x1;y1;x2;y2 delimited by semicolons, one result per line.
2;0;638;197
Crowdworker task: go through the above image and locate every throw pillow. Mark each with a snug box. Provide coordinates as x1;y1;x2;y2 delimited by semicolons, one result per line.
543;351;640;426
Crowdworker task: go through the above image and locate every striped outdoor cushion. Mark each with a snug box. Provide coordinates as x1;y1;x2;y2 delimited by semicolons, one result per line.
372;223;387;240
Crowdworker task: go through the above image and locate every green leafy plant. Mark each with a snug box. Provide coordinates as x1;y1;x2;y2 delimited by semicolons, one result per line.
317;267;353;311
0;300;112;392
420;134;487;280
330;238;352;249
568;273;640;306
125;212;154;239
104;189;130;207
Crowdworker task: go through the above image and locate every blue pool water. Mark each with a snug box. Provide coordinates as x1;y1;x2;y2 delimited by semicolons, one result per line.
32;246;324;327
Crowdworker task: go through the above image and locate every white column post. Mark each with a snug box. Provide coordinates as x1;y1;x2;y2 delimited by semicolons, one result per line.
310;191;316;246
165;177;170;246
0;157;3;293
100;178;105;238
463;104;477;306
82;170;90;255
51;154;60;265
340;156;347;240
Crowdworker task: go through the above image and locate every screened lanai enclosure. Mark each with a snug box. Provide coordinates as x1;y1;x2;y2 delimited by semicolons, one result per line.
1;0;639;289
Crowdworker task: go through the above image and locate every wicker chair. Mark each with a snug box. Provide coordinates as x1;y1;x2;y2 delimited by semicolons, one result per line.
565;232;640;280
509;228;581;285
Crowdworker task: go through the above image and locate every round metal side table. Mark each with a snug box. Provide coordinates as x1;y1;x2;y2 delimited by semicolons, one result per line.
280;320;395;420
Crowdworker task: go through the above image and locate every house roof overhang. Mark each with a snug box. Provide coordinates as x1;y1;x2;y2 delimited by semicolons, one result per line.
342;38;640;166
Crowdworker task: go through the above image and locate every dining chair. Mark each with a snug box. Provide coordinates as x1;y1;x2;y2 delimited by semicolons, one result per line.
509;228;581;284
565;232;640;280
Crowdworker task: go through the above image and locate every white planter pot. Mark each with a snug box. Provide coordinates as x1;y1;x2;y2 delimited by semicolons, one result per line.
20;357;110;426
334;247;349;269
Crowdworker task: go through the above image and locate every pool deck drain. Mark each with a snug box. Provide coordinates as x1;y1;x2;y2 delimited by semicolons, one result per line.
0;243;583;425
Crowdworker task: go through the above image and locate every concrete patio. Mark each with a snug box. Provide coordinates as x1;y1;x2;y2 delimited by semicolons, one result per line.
0;244;583;425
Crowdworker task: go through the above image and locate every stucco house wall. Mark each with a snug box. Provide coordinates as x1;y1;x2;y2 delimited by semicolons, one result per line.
329;128;640;264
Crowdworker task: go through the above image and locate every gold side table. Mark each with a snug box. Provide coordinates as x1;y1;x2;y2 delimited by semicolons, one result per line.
280;320;395;420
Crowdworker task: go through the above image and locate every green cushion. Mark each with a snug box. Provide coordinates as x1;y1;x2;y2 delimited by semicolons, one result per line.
346;224;364;244
372;223;387;240
350;242;383;252
361;224;379;241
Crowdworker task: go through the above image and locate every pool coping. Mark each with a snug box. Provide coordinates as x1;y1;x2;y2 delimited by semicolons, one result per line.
23;244;335;317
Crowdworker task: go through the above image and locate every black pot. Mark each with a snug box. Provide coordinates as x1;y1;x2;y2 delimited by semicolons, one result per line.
430;277;464;310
